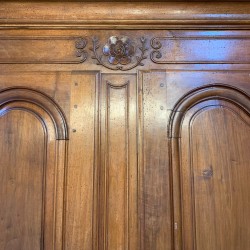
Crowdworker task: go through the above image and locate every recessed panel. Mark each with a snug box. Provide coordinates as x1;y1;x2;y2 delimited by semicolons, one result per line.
0;110;45;250
190;106;250;250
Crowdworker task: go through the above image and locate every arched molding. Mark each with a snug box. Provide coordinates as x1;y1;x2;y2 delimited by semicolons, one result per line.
168;84;250;138
0;87;68;140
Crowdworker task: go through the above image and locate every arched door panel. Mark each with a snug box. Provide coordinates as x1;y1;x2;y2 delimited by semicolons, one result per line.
169;85;250;250
0;88;68;250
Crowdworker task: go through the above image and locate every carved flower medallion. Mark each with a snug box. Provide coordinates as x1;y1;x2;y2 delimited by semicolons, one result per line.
103;36;135;65
91;35;147;71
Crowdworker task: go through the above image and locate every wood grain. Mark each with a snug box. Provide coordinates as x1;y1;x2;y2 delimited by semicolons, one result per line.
0;110;44;250
65;72;99;250
169;85;250;250
0;89;68;250
99;74;138;250
0;2;250;249
1;2;250;29
139;70;172;250
191;103;250;250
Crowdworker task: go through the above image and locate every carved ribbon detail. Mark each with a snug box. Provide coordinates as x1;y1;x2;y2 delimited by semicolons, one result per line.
90;36;147;71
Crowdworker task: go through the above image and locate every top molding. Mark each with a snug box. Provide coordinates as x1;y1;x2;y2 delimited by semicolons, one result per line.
1;2;250;29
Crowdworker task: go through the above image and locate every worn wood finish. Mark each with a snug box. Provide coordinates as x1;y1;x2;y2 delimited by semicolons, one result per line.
0;88;67;250
65;72;99;250
99;74;138;250
3;31;250;68
0;110;44;250
168;85;250;250
1;2;250;250
138;70;171;250
1;2;250;29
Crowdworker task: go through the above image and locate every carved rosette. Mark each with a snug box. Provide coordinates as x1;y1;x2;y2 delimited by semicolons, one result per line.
91;36;147;71
103;36;135;65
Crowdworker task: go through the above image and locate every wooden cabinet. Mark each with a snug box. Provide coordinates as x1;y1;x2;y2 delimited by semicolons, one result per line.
0;2;250;250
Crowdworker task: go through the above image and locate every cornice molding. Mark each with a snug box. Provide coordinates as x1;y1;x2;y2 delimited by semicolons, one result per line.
1;2;250;29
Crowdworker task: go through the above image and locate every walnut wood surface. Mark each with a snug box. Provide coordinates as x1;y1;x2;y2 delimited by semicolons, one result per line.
0;88;67;250
0;2;250;250
1;2;250;29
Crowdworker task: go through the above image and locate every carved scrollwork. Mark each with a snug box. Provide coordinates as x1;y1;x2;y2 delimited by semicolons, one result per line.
150;37;163;63
90;36;147;71
75;37;88;63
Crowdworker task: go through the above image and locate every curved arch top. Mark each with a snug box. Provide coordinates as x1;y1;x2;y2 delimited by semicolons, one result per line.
0;87;68;140
168;84;250;138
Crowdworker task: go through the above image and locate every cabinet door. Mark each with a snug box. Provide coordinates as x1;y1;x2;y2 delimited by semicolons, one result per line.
169;83;250;250
0;88;67;250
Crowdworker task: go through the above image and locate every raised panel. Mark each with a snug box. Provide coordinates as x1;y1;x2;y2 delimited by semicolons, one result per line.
99;74;138;250
0;37;87;64
151;36;250;64
169;85;250;250
0;88;68;250
189;103;250;250
0;110;45;250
